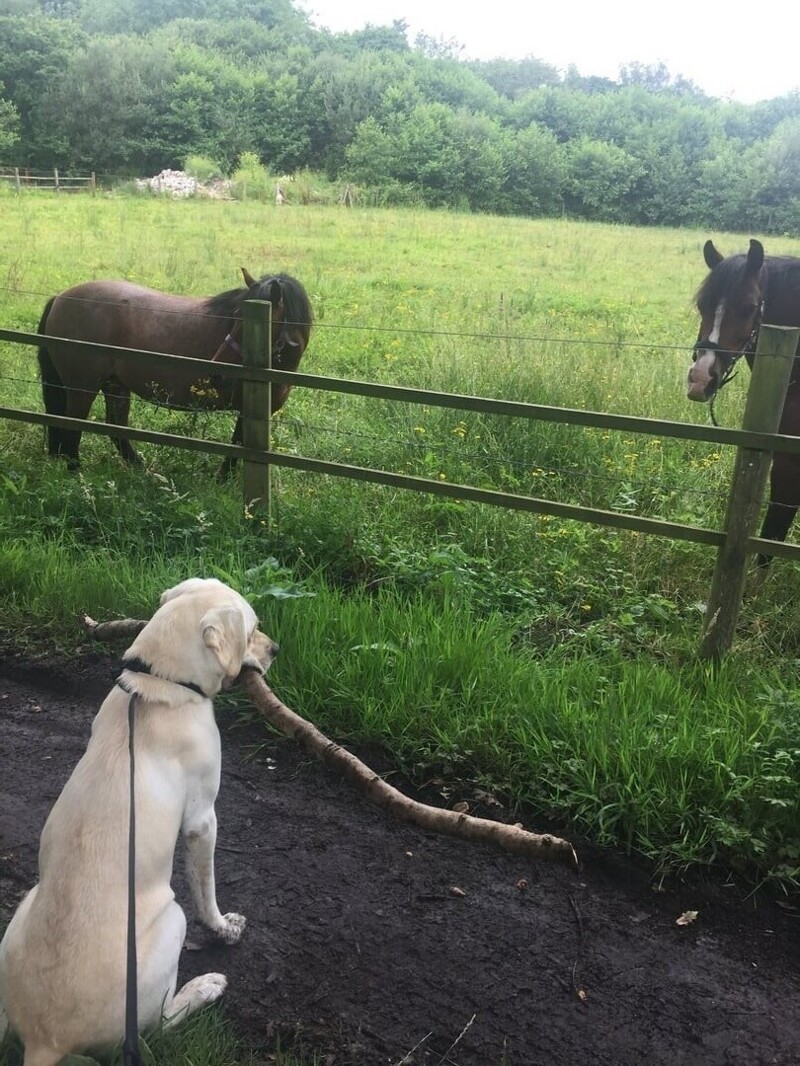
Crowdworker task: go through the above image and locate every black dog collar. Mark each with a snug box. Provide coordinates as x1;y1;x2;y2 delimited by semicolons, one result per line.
118;656;208;699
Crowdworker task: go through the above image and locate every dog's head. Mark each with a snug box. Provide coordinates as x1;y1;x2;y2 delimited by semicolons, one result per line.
124;578;278;699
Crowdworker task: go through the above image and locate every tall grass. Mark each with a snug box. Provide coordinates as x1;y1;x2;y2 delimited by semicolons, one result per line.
2;190;800;891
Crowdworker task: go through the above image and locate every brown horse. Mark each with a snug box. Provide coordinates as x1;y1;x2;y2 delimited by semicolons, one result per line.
687;238;800;563
37;269;313;476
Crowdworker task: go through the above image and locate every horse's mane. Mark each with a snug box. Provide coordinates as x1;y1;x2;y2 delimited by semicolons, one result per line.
204;274;313;343
696;253;800;315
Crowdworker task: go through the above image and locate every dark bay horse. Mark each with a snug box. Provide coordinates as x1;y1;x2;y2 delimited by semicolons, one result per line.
37;269;313;475
687;238;800;561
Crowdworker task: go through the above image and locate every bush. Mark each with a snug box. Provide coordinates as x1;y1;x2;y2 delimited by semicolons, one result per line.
184;154;225;183
230;151;274;202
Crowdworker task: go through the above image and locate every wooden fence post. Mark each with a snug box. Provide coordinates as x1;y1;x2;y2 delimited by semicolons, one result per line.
699;324;800;660
14;167;20;194
54;168;59;194
241;298;272;516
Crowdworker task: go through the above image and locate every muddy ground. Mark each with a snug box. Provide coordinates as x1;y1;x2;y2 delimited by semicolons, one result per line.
1;649;799;1066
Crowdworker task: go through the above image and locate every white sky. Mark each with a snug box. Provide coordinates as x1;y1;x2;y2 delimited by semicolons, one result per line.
301;0;799;104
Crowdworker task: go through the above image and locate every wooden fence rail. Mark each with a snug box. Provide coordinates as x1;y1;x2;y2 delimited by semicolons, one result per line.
1;311;799;656
0;168;96;194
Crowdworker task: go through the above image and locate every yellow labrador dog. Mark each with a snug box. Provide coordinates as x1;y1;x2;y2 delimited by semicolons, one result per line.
0;578;277;1066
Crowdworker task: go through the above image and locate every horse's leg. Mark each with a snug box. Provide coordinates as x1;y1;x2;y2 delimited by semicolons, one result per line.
217;416;242;482
756;454;799;567
102;380;143;466
37;323;67;458
57;382;101;471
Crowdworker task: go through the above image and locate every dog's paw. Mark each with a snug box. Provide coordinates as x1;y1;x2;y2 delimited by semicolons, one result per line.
217;912;247;945
169;973;228;1017
191;972;228;1004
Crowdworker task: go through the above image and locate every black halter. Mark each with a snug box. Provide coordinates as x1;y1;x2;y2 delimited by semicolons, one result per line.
706;299;765;427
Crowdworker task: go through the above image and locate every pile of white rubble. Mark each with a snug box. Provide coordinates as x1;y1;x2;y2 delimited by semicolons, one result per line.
136;169;232;198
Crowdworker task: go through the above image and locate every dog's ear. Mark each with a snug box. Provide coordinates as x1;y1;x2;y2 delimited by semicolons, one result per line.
201;606;248;679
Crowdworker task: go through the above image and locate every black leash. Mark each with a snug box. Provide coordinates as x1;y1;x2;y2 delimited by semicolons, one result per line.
708;356;741;427
116;659;209;1065
122;692;142;1066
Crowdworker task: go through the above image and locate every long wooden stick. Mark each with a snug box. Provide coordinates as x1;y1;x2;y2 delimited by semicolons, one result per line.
84;615;578;867
241;669;577;866
84;615;147;640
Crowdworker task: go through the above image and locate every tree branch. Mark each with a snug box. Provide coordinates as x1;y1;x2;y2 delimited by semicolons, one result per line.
84;614;579;868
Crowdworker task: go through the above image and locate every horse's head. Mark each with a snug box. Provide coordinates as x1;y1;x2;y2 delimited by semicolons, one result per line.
687;238;765;402
241;267;312;370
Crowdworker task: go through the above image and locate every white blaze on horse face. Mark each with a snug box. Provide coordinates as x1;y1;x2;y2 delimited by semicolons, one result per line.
687;300;725;401
708;300;725;345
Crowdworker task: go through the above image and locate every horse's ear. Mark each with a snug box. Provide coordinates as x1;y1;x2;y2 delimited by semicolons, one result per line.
241;267;257;288
703;240;723;269
267;279;283;307
746;239;765;275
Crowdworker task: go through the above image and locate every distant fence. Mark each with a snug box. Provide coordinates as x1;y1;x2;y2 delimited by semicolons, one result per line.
0;307;799;658
0;168;97;194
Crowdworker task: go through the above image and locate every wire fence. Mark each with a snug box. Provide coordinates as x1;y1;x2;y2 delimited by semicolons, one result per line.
0;346;765;510
0;299;796;497
2;306;800;655
0;282;692;354
0;365;752;524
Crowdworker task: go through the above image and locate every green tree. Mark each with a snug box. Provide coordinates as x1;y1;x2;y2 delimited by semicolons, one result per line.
0;81;20;154
77;0;309;34
414;31;464;60
448;109;506;209
471;55;559;101
344;115;397;187
163;70;219;162
619;61;704;98
688;138;754;230
36;35;176;170
509;86;592;141
394;103;462;206
500;123;566;216
249;70;311;172
0;15;86;163
563;137;643;221
351;103;507;211
304;49;419;174
746;117;800;232
412;54;503;117
347;19;409;53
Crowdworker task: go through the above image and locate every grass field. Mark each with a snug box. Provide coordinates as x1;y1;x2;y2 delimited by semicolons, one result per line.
2;188;800;893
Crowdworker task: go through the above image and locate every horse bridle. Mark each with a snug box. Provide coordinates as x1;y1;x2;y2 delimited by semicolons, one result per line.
223;319;302;365
696;298;765;427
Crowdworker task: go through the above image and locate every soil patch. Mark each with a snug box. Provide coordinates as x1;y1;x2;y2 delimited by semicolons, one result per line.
1;651;799;1065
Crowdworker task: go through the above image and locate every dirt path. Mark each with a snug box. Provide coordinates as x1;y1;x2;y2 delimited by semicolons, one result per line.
1;652;799;1065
